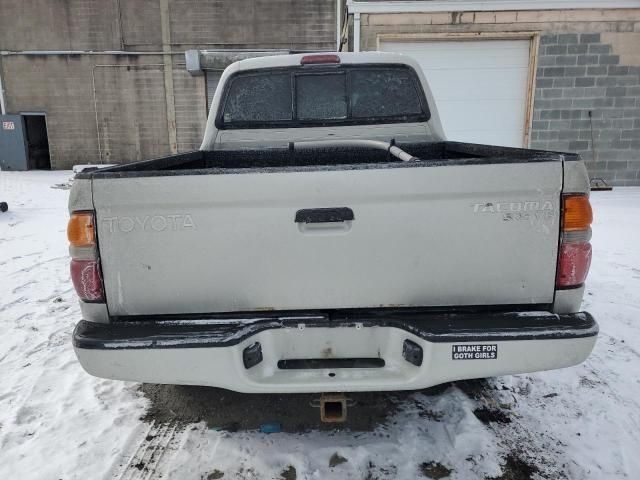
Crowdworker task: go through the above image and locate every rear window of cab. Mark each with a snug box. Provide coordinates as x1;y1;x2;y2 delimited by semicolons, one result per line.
218;65;430;129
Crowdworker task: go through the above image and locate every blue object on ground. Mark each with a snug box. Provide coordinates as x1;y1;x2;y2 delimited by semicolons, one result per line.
260;423;281;433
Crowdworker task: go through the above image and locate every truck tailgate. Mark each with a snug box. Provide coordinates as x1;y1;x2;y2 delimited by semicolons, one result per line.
92;161;562;316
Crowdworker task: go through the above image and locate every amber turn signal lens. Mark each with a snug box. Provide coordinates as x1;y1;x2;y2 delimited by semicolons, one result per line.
562;195;593;231
68;212;95;247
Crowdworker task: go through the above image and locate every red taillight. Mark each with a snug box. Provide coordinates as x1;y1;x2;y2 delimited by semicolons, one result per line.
557;194;593;289
557;243;592;288
70;259;104;302
300;54;340;65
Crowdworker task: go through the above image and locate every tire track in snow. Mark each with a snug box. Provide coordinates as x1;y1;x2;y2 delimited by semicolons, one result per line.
114;421;186;480
9;255;68;274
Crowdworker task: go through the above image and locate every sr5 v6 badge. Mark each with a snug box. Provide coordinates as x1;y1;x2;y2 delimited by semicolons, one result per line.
472;201;555;223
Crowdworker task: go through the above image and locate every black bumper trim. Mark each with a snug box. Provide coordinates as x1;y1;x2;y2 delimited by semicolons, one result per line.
73;310;598;351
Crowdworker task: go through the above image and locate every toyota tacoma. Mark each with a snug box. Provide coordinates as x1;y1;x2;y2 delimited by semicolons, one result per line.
69;52;597;393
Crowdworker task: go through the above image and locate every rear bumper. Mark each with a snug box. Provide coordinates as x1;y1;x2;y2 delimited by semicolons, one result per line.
73;310;598;393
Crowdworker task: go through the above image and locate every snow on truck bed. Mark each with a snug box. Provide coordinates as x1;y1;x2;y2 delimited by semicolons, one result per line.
1;171;639;479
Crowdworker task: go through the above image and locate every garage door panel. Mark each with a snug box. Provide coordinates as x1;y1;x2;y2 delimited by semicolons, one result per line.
445;101;524;132
392;40;530;66
403;56;528;70
379;39;531;148
447;129;523;146
428;73;528;100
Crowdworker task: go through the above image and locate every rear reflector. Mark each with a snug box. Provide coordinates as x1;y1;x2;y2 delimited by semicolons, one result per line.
68;212;95;247
70;259;104;302
562;228;591;244
300;54;340;65
562;195;593;231
557;242;592;288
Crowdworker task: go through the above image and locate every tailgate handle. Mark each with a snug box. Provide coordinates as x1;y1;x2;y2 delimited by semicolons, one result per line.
295;207;354;224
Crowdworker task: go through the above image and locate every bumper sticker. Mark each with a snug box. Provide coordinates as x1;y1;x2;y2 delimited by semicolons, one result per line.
452;344;498;360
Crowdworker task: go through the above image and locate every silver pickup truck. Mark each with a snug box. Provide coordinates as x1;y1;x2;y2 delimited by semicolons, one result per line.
69;52;597;395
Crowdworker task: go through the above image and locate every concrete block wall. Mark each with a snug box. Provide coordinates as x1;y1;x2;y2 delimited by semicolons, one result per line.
169;0;336;50
0;54;186;169
530;33;640;186
119;0;163;49
359;9;640;50
0;0;336;169
0;0;122;51
93;62;170;164
0;0;337;53
172;67;207;152
0;55;101;169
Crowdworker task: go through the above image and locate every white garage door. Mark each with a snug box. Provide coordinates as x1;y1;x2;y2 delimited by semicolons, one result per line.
379;39;531;147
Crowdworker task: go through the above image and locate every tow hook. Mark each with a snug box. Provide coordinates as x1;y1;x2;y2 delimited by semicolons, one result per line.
311;393;354;423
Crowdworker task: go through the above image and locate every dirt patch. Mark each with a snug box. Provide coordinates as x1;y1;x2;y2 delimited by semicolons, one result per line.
579;376;601;388
329;452;348;467
488;454;538;480
280;465;296;479
420;461;452;479
363;461;397;479
455;378;492;400
418;408;444;421
473;407;512;425
205;470;224;479
140;384;437;432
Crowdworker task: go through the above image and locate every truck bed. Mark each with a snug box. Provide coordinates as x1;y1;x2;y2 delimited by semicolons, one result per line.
78;141;575;178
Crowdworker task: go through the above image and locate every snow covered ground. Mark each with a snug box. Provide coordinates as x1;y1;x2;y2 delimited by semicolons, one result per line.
1;171;639;479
